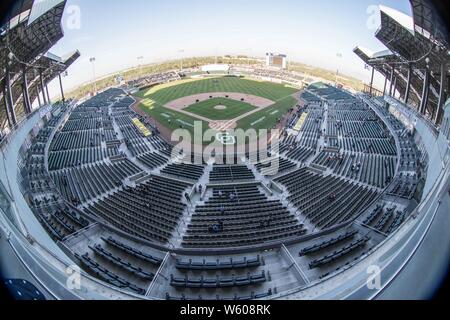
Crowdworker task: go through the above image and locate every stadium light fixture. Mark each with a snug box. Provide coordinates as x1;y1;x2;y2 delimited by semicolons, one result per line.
137;56;144;76
89;57;97;94
178;50;185;70
335;53;343;85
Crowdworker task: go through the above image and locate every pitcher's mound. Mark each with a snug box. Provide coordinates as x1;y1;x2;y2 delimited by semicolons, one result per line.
214;105;227;110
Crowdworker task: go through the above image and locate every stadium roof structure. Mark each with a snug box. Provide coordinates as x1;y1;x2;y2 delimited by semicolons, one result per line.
0;0;78;132
0;0;34;30
410;0;450;48
376;5;447;72
354;0;450;125
3;50;80;127
354;46;423;109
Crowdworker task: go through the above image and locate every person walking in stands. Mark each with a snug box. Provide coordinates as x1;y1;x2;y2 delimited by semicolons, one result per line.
329;193;336;201
218;190;223;198
184;192;191;204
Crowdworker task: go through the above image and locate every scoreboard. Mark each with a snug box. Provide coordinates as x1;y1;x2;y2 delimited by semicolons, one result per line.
266;53;287;69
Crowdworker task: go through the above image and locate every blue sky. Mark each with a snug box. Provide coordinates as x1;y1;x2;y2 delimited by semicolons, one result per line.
48;0;413;96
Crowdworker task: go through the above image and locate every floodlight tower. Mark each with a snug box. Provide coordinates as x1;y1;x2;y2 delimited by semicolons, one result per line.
335;53;343;86
178;50;185;71
89;57;97;95
59;70;68;102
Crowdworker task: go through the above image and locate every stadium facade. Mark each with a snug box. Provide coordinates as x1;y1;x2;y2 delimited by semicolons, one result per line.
0;0;449;300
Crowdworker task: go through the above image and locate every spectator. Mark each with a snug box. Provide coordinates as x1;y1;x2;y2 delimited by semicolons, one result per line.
184;192;191;204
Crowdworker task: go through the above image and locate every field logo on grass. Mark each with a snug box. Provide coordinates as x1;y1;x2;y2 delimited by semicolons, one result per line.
366;265;382;290
171;121;280;175
216;132;235;145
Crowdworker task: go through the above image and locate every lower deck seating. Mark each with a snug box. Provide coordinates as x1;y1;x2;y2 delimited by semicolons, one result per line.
48;147;105;170
136;152;168;169
34;205;90;241
256;158;297;176
276;168;379;229
183;185;306;247
387;175;418;199
298;132;320;149
86;176;191;243
101;236;163;265
75;253;146;295
89;244;154;280
309;236;370;269
362;204;406;234
125;138;152;157
283;145;315;163
161;163;205;181
209;165;255;182
170;271;266;288
340;137;396;156
176;255;261;271
312;151;396;188
50;130;103;151
149;135;172;151
299;230;358;256
50;159;142;205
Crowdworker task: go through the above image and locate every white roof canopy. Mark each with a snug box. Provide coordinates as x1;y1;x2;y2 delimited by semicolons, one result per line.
379;5;415;35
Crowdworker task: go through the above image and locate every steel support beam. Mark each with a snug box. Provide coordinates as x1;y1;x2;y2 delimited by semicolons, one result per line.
22;68;32;114
383;75;388;96
433;63;447;125
39;72;48;105
37;88;42;107
404;64;412;105
369;67;375;96
58;73;65;102
4;71;17;126
45;84;51;104
393;77;398;98
420;69;430;115
2;81;14;128
389;66;395;96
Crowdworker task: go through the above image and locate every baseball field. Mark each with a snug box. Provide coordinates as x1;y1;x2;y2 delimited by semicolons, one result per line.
134;76;299;142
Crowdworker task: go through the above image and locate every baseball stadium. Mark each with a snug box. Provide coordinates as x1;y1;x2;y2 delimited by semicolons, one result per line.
0;0;450;305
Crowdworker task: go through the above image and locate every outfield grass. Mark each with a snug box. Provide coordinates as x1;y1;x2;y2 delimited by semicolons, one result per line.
183;98;256;120
136;76;297;104
236;96;297;132
136;77;299;144
139;98;209;133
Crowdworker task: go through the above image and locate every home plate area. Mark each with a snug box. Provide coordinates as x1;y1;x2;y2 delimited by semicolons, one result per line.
209;120;237;131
